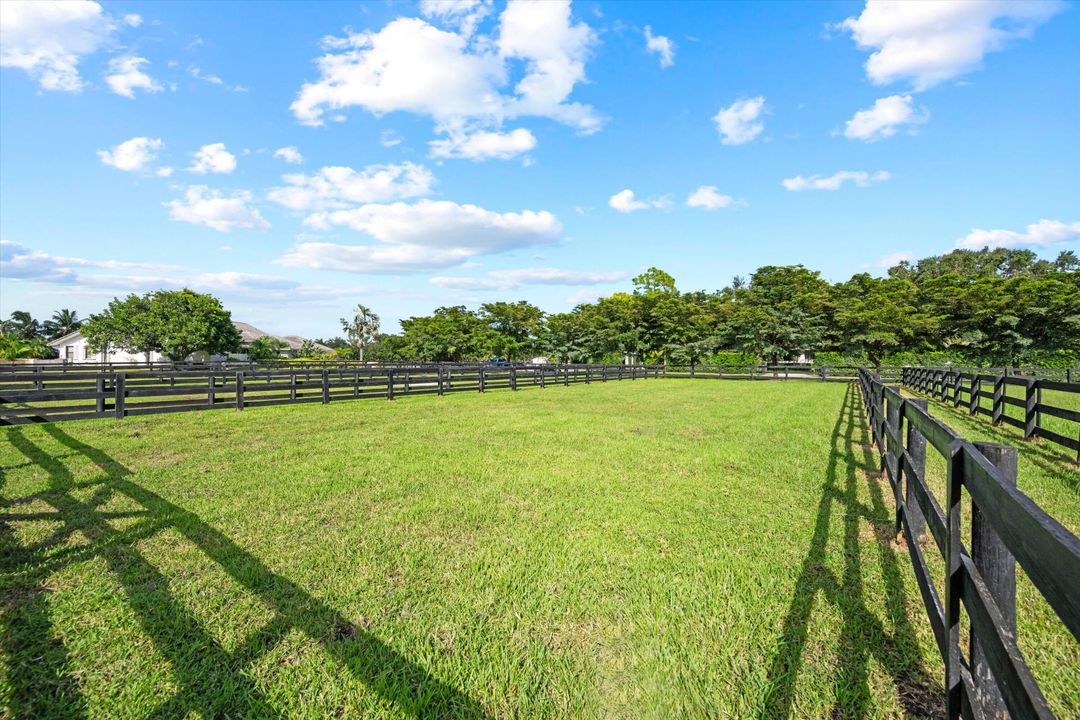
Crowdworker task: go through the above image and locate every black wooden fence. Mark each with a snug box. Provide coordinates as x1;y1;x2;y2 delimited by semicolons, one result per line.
903;367;1080;461
859;369;1079;719
0;363;660;425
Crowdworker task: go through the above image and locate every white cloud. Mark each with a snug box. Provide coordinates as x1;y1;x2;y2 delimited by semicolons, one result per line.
166;186;270;232
105;56;163;98
868;251;915;269
839;0;1063;90
419;0;492;37
0;0;114;92
430;267;626;290
188;143;237;174
97;136;164;173
644;25;674;68
290;1;600;151
188;64;223;85
122;13;142;28
955;219;1080;250
782;170;890;191
713;96;765;145
267;162;434;211
279;199;562;273
0;240;177;283
609;189;667;213
429;127;536;160
156;166;174;177
566;288;606;305
686;186;735;210
844;94;929;141
273;146;304;164
380;129;403;147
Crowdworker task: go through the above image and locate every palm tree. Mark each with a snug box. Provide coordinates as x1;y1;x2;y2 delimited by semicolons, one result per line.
7;311;42;339
340;304;380;362
45;308;81;339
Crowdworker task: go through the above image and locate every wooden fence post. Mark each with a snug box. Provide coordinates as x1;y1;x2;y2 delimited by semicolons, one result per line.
479;368;486;393
96;376;106;414
991;376;1004;426
511;367;518;390
564;366;569;386
885;386;902;526
114;373;126;419
387;370;395;400
437;367;444;396
1024;379;1037;440
235;371;244;411
969;442;1018;719
207;374;216;407
953;373;963;408
944;442;965;720
969;375;980;415
905;398;928;540
322;369;330;404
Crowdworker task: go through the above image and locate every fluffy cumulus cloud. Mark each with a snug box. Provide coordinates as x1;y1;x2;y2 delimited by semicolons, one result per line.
713;97;766;145
782;170;890;191
122;13;142;28
844;94;929;141
430;267;626;290
105;56;163;98
609;189;667;213
188;143;237;174
644;25;675;68
166;186;270;232
267;162;434;211
0;0;114;92
273;146;304;164
97;136;163;173
429;127;537;160
839;0;1063;90
290;0;598;158
955;219;1080;250
686;186;735;210
279;199;562;273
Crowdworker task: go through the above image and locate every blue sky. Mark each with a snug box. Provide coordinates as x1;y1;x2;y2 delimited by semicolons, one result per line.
2;0;1078;337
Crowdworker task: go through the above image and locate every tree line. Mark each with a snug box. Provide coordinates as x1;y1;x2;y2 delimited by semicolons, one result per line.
2;247;1076;367
362;248;1079;368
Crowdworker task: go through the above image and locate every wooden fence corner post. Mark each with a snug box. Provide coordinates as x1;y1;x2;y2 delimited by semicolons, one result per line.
969;442;1018;720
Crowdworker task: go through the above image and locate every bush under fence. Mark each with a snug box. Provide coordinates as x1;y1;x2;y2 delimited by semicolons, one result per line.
859;369;1079;720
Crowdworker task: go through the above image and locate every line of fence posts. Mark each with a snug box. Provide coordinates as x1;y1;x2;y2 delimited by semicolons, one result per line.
861;370;1078;719
904;367;1045;441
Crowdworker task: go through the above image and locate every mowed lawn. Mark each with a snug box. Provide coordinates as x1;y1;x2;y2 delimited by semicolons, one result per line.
0;380;1073;718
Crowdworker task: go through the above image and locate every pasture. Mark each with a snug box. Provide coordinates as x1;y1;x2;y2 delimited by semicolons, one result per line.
1;380;1076;718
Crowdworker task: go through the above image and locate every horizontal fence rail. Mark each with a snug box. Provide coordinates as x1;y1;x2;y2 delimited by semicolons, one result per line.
0;363;660;425
858;369;1080;720
903;367;1080;461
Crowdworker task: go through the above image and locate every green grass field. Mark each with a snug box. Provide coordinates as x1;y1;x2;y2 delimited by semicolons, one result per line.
2;380;1076;718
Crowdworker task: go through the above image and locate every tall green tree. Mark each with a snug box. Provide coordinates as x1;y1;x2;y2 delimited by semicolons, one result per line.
82;290;240;361
340;304;380;362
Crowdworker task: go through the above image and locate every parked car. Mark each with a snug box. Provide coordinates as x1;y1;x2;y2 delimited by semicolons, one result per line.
486;357;510;367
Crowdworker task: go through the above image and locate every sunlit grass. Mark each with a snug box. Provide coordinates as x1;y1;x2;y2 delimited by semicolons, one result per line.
1;380;1074;718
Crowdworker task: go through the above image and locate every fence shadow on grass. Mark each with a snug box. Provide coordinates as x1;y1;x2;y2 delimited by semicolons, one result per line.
1;424;489;720
761;384;944;720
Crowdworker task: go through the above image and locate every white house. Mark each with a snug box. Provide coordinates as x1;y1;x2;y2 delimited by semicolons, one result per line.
47;322;330;363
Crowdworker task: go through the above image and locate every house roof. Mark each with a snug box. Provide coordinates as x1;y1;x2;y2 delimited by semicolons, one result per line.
47;329;85;347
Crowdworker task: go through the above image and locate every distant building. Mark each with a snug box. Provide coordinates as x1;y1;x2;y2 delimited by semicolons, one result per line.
47;322;330;363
